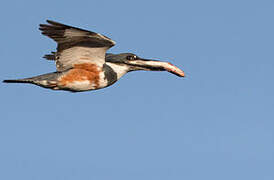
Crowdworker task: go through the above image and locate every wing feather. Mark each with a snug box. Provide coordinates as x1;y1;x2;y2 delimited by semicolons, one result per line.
39;20;116;71
39;20;115;51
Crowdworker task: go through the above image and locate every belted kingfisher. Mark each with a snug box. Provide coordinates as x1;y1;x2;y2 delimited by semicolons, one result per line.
3;20;185;92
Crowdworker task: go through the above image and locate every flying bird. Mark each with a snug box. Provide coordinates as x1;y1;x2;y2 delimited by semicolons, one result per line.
3;20;185;92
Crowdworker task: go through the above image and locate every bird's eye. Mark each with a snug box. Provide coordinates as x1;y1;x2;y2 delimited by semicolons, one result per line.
126;55;138;60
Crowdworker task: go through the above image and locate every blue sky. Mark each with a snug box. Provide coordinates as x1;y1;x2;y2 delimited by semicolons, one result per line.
0;0;273;179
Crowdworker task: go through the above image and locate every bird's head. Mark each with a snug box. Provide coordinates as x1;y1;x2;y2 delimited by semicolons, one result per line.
106;53;185;77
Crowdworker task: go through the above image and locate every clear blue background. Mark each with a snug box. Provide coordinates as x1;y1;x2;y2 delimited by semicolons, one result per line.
0;0;273;179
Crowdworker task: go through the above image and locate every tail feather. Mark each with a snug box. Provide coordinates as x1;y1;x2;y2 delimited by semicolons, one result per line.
3;72;61;87
3;79;34;84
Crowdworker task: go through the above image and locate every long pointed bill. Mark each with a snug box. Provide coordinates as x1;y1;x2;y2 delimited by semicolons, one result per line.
127;59;185;77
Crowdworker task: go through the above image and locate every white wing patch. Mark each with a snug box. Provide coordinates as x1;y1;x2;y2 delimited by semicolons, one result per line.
57;46;108;71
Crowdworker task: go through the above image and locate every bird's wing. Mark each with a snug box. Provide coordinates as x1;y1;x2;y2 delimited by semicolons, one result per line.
43;51;56;60
39;20;116;71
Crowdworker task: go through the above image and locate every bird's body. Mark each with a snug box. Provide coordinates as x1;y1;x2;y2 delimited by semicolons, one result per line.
4;20;185;92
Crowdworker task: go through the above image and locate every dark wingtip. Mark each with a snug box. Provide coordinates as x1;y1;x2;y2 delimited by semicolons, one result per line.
46;19;55;24
46;20;66;27
43;55;55;60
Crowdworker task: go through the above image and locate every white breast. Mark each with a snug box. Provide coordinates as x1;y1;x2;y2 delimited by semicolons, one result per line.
98;71;109;88
64;80;94;91
105;62;130;79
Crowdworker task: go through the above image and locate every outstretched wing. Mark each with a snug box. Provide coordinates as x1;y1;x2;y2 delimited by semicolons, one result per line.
39;20;116;71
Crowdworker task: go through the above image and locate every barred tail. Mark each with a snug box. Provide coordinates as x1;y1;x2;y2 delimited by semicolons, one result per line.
3;72;61;88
